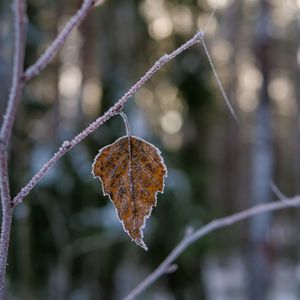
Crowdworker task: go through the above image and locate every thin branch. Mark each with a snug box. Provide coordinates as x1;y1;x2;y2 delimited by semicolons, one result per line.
23;0;96;82
0;0;27;298
201;38;240;125
270;181;287;201
0;0;27;143
11;31;204;207
123;195;300;300
0;149;12;300
203;5;216;32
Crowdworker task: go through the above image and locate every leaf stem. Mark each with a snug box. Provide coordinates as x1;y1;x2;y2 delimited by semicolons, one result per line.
120;112;132;138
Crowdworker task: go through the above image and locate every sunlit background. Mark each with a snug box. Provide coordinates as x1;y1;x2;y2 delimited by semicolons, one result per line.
1;0;300;299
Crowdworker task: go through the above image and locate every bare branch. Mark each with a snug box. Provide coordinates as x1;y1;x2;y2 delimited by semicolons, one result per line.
201;38;240;125
123;195;300;300
23;0;96;82
11;31;204;207
0;147;13;300
270;181;287;201
0;0;27;143
0;0;27;298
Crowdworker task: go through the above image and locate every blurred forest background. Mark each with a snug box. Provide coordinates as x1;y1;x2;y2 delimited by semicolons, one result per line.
1;0;300;299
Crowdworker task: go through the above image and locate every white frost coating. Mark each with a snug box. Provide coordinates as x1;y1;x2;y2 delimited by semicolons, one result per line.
92;135;167;251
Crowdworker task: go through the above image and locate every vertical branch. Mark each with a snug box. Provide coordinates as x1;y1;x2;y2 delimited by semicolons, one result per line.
0;0;27;298
0;148;12;300
1;0;27;143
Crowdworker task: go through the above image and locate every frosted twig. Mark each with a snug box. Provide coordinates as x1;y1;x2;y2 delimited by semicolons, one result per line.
0;0;27;143
0;149;12;300
11;31;204;207
23;0;96;82
123;195;300;300
0;0;27;298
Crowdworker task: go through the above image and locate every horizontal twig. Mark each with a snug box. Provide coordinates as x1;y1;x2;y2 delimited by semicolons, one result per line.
23;0;96;82
123;195;300;300
11;31;204;207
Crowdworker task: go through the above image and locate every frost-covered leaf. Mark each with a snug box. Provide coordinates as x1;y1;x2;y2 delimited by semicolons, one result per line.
92;136;167;250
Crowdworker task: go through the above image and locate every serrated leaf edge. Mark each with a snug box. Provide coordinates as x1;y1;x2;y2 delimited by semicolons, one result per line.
92;135;167;251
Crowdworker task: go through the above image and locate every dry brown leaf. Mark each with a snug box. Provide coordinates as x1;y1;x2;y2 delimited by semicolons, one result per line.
92;136;167;250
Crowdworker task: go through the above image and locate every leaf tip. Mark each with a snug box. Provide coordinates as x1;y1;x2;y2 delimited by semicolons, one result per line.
136;239;148;251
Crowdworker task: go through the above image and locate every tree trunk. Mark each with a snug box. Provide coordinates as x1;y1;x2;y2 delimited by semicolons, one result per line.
248;1;273;299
